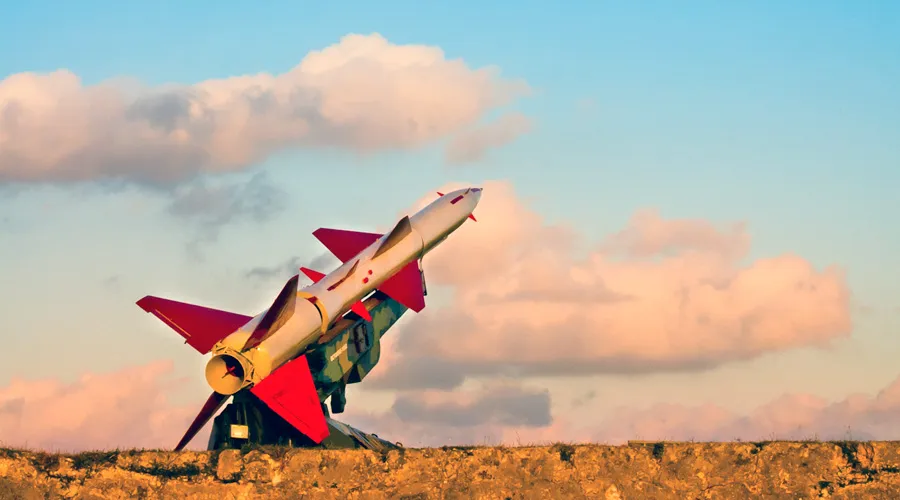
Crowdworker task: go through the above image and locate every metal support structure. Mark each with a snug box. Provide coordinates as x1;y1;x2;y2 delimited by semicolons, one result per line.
207;390;401;452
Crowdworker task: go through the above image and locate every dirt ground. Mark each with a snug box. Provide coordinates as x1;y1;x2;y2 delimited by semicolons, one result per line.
2;441;900;499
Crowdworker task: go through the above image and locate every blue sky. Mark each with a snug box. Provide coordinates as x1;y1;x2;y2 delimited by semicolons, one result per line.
1;1;899;446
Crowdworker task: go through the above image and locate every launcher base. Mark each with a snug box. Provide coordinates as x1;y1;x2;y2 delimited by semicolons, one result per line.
207;390;401;452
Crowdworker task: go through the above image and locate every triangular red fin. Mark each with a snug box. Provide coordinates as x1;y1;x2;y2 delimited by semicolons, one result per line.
241;274;299;351
372;216;412;259
377;261;426;312
468;213;477;222
136;296;252;354
251;355;329;443
174;391;229;451
300;267;326;283
350;301;373;321
312;228;382;263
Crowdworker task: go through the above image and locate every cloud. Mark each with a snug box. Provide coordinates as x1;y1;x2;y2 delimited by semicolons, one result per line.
342;381;557;447
571;390;597;408
101;275;121;289
372;180;851;389
8;359;900;452
391;382;551;428
245;252;341;281
0;33;530;186
0;360;198;452
165;171;288;246
444;112;533;165
350;372;900;447
591;377;900;443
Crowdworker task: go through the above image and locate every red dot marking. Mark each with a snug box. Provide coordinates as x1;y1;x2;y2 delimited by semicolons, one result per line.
368;269;373;275
363;277;369;284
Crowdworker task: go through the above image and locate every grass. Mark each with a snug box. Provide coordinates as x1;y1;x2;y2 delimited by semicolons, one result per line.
4;438;900;473
128;462;205;479
548;442;575;463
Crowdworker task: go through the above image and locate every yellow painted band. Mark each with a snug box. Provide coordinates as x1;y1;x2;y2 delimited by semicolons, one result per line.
297;291;330;333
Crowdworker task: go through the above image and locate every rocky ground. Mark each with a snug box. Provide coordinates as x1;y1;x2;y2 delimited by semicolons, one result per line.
2;441;900;499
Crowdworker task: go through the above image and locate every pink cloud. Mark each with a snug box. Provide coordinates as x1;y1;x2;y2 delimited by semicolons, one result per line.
372;180;851;388
6;359;900;452
591;376;900;443
0;360;199;452
444;112;534;165
347;374;900;447
0;33;530;185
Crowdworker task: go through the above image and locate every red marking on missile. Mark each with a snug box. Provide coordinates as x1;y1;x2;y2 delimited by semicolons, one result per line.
363;277;369;284
368;269;373;275
450;195;464;204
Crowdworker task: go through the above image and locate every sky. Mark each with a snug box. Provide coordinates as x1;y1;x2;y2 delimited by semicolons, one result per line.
1;1;899;451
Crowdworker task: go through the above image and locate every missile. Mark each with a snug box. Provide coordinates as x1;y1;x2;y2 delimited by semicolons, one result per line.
136;187;481;450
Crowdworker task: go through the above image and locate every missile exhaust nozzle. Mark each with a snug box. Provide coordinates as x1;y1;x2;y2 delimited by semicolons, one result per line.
205;353;251;395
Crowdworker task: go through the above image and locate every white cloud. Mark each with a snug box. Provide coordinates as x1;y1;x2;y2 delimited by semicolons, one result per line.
0;33;530;185
444;112;533;164
371;180;851;388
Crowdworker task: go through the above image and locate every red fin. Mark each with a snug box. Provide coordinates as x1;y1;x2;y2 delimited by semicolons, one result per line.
300;267;326;283
175;391;228;451
251;355;329;443
350;301;372;321
468;213;477;222
377;261;426;312
313;228;383;263
136;296;252;354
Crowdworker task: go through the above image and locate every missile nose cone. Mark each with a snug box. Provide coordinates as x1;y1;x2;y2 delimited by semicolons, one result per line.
470;187;483;204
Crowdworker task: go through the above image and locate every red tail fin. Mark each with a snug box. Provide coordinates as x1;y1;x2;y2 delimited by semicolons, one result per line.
136;296;252;354
313;228;382;263
377;261;426;312
251;355;329;443
174;392;228;451
300;267;326;282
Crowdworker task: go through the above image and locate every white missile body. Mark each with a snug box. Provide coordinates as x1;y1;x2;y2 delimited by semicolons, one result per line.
205;187;482;396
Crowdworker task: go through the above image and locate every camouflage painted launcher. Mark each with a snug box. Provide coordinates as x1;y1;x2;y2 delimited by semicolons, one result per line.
306;290;408;414
207;391;401;452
